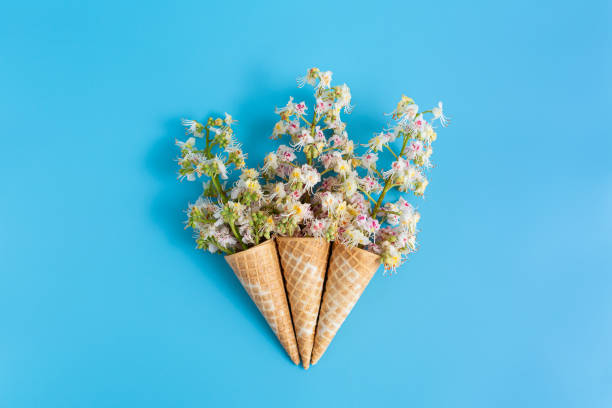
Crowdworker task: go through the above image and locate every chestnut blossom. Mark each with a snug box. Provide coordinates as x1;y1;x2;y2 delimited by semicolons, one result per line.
316;98;333;115
383;158;408;178
389;95;419;124
176;137;196;152
292;129;314;150
320;151;342;170
297;68;320;88
209;156;228;180
178;115;277;255
290;189;304;200
319;191;340;215
432;102;450;127
354;214;380;235
341;226;370;246
368;132;390;152
301;165;321;192
405;140;424;160
339;174;358;196
381;243;402;272
181;119;204;138
314;126;325;142
287;120;301;135
410;114;426;134
317;71;332;89
284;200;312;223
267;182;287;200
262;68;448;270
335;84;353;113
262;152;279;174
307;219;329;238
289;167;302;184
272;120;287;138
275;96;296;116
359;176;382;193
333;159;351;175
277;145;297;162
295;101;307;115
359;152;379;171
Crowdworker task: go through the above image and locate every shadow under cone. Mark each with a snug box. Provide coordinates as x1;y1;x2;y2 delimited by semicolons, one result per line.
311;242;380;365
225;238;300;365
276;237;330;369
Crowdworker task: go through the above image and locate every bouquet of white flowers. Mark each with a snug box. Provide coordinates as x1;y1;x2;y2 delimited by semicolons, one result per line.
260;68;357;368
262;68;449;365
176;115;300;365
175;68;449;368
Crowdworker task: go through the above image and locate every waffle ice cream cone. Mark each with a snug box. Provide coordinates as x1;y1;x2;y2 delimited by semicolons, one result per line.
224;238;300;365
276;237;330;369
311;242;380;365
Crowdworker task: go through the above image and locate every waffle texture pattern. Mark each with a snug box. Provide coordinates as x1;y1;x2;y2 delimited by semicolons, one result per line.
225;238;300;365
311;242;380;365
277;237;330;369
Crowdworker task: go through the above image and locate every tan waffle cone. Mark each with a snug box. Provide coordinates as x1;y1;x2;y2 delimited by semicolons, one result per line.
276;237;330;369
224;238;300;365
311;241;381;365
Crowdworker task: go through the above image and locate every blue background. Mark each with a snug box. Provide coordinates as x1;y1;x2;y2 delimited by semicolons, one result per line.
1;0;611;406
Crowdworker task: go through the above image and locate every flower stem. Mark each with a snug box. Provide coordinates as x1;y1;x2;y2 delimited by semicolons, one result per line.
211;237;232;254
211;177;228;203
379;209;402;216
298;114;310;126
229;221;247;250
204;127;228;203
205;127;211;156
371;181;392;217
307;111;319;166
371;135;410;217
372;167;385;180
358;188;378;206
384;144;399;159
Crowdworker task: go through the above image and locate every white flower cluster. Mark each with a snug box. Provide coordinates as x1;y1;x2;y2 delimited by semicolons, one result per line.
185;167;277;254
178;116;275;254
177;68;449;272
177;115;244;182
263;68;449;272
